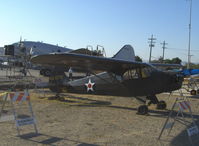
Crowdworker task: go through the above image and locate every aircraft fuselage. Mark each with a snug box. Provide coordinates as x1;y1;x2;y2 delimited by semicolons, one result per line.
50;66;183;97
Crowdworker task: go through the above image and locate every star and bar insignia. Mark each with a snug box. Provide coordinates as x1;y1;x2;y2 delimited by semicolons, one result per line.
85;79;95;92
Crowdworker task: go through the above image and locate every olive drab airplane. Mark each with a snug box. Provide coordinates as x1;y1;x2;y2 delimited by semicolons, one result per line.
31;45;184;115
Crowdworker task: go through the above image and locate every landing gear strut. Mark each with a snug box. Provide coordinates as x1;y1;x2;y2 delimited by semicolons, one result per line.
147;95;167;110
136;94;167;115
137;95;167;115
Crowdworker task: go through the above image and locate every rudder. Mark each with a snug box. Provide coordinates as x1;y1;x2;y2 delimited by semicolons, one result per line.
112;45;135;62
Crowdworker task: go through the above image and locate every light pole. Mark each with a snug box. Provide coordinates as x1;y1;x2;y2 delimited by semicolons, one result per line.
161;41;168;62
187;0;192;69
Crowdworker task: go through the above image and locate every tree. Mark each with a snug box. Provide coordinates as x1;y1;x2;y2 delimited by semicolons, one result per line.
184;63;199;69
171;57;182;64
163;59;172;64
151;57;164;63
135;56;142;62
151;57;182;64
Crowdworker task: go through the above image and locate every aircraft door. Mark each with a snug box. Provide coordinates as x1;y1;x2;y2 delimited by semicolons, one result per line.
122;67;155;96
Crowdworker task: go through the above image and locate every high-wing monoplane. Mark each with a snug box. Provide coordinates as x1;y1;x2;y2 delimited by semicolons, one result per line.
31;45;184;115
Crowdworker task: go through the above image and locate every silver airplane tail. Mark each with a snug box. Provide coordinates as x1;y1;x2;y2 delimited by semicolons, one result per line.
112;45;135;62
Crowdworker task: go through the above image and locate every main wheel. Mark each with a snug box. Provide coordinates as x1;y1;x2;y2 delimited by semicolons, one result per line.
190;90;196;95
156;100;167;109
137;105;148;115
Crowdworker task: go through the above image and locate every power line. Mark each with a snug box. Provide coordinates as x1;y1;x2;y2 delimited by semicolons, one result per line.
167;48;186;50
166;48;199;52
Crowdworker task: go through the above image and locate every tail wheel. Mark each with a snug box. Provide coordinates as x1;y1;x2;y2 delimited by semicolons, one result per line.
190;90;196;95
156;100;167;109
137;105;148;115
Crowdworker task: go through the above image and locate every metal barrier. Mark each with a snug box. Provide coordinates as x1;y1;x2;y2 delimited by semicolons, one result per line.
0;90;38;136
158;96;199;145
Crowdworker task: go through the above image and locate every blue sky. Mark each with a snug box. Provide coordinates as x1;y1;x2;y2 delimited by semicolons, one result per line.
0;0;198;63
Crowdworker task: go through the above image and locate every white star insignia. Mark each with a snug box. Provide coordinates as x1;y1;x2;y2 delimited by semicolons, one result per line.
85;79;95;92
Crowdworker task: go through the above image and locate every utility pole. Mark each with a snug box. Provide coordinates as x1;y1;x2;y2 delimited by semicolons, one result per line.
161;41;168;62
187;0;192;69
148;34;156;63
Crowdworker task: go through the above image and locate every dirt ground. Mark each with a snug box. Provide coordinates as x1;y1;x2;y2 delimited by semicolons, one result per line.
0;90;199;146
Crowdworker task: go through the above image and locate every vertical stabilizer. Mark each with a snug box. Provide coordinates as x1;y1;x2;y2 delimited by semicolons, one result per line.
113;45;135;61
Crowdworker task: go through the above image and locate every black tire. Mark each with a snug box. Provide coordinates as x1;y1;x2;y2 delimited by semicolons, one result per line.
40;70;44;75
157;100;167;109
190;90;196;95
44;69;51;77
137;105;148;115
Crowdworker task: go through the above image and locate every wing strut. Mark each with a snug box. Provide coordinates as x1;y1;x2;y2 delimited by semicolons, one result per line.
89;71;127;89
89;71;114;84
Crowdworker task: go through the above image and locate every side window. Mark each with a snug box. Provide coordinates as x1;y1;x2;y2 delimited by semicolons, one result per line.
123;69;140;80
141;67;152;78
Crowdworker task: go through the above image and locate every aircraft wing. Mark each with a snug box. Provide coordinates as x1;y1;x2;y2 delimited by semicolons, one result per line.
151;63;182;70
31;53;148;75
182;69;199;76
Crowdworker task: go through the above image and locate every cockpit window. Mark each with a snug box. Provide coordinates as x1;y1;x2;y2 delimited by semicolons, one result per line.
141;67;152;78
123;68;140;80
123;66;155;80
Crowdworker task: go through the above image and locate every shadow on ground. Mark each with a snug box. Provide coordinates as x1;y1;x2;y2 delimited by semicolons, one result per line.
164;119;199;146
47;94;112;106
19;132;99;146
47;93;199;120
